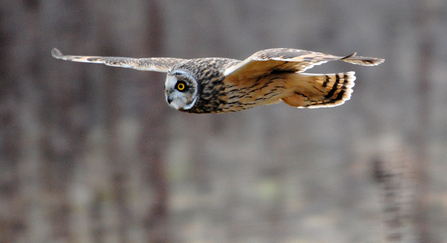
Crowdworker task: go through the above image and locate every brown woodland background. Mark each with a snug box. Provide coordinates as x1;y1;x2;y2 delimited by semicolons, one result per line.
1;0;447;242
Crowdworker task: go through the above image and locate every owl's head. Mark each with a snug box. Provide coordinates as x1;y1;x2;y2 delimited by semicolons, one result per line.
165;69;199;111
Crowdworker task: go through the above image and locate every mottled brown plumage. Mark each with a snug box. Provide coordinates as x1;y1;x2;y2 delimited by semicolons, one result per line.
52;48;384;114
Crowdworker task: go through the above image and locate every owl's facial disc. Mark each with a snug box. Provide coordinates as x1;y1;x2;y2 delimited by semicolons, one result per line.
165;70;198;111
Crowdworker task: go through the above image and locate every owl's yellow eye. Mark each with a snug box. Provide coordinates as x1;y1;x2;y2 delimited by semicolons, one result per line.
176;81;187;91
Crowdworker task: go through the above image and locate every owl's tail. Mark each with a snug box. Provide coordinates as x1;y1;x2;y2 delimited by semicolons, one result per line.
281;72;355;108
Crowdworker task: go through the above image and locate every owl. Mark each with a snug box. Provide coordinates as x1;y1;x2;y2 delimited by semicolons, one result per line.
52;48;384;114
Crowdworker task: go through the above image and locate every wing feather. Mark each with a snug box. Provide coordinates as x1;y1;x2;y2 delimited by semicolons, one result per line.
223;48;384;79
51;48;185;72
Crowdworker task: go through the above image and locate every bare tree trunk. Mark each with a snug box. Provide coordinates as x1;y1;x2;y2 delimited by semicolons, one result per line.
0;3;25;241
42;1;93;241
105;64;128;243
415;1;433;242
139;1;171;242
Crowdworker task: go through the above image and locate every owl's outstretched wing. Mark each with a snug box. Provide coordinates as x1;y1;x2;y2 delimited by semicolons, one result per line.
51;48;185;72
223;48;384;79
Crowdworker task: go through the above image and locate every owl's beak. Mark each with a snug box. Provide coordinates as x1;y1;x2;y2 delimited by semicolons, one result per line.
167;96;173;104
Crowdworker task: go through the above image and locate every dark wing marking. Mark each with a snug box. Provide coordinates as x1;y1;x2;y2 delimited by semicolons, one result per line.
51;48;186;72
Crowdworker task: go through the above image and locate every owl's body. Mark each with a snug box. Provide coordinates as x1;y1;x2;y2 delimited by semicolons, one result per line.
52;48;384;114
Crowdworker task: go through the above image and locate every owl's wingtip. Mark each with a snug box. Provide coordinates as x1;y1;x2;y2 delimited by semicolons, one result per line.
376;58;385;64
341;52;385;66
51;48;63;59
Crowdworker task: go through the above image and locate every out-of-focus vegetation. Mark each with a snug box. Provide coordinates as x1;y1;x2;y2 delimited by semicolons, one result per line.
1;1;446;242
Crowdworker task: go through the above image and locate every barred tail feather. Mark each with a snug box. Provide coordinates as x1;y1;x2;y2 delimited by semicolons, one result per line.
281;72;356;108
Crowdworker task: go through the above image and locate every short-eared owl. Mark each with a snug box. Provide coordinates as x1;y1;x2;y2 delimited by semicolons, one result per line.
52;48;384;114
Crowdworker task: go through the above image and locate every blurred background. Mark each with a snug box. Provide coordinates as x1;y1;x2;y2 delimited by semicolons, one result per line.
1;0;447;242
